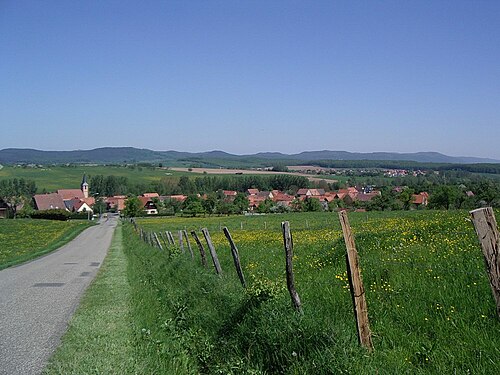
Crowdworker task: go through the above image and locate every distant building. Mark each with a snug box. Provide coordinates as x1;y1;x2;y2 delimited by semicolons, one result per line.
33;193;67;211
34;174;93;213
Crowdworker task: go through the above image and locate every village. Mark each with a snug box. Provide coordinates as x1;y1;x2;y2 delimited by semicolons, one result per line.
14;174;431;218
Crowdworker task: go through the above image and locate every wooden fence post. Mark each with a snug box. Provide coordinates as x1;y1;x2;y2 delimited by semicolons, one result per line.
183;230;194;259
281;221;302;312
153;232;163;251
338;210;373;352
178;230;185;253
470;207;500;318
167;231;175;245
223;227;246;288
201;228;222;275
191;231;208;267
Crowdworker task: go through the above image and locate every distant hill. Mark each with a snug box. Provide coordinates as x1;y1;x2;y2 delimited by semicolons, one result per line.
0;147;499;165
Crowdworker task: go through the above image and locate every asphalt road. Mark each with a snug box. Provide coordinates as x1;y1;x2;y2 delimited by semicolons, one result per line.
0;216;117;375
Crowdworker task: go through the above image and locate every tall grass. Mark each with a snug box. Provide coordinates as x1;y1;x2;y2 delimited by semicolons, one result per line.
127;210;500;373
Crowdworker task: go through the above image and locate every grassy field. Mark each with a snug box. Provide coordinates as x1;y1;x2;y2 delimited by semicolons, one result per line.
132;210;500;373
0;165;339;192
0;165;187;191
46;210;500;373
0;219;92;269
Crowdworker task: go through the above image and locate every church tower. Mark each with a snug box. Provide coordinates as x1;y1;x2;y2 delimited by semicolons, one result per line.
81;174;89;198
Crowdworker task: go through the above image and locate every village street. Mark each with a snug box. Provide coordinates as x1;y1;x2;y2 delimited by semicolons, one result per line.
0;216;117;375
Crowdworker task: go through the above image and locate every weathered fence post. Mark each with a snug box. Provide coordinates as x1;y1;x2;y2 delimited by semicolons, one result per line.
201;228;222;275
178;230;185;253
191;231;208;267
281;221;302;313
223;227;246;288
153;232;163;251
338;210;373;352
470;207;500;318
167;231;175;245
183;230;194;259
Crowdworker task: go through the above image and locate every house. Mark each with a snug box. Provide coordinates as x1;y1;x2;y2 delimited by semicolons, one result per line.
57;189;84;201
223;190;238;198
412;192;429;206
64;199;93;213
356;191;381;202
272;192;295;207
142;192;159;198
296;188;325;197
0;199;10;218
160;195;187;202
105;195;127;211
247;189;259;196
138;196;158;215
336;187;359;200
33;193;67;211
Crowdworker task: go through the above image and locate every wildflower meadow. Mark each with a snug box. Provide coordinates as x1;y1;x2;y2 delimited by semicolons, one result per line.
126;210;500;373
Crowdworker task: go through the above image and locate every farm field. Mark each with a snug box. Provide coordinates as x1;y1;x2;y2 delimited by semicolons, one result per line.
0;219;92;269
0;165;188;191
122;210;499;373
170;167;340;183
0;165;341;192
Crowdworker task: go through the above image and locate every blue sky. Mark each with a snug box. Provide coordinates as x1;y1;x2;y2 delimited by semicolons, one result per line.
1;1;499;159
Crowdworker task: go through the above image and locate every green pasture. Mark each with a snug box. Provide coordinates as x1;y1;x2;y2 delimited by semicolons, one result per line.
0;165;187;191
126;210;499;373
46;210;500;373
0;219;92;269
0;165;339;193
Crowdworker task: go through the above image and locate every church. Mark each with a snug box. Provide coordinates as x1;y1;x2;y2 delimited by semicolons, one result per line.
33;174;95;213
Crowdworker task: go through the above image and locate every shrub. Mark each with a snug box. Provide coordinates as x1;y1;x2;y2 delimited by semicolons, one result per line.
31;209;71;221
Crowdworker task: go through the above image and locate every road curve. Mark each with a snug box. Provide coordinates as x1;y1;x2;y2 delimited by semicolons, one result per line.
0;216;117;375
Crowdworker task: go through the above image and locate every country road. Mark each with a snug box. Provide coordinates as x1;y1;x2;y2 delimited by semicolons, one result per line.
0;216;117;375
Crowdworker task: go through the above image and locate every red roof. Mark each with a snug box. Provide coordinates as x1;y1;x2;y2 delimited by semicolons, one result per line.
142;192;159;198
223;190;237;196
272;192;294;202
356;192;380;202
412;192;429;205
57;189;84;201
34;193;67;211
105;196;127;211
247;189;259;195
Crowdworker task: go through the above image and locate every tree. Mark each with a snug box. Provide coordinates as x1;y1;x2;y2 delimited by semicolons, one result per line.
0;178;37;218
123;196;142;217
202;193;218;215
303;197;323;212
182;195;205;217
290;198;304;212
92;196;107;216
163;198;182;215
257;198;274;213
428;185;462;210
233;193;249;214
398;187;414;210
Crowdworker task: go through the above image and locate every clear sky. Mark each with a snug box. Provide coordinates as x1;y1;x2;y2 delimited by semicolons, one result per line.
1;1;499;159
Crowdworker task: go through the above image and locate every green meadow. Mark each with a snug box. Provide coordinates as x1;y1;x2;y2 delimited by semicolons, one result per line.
0;219;92;269
0;165;187;191
48;210;500;374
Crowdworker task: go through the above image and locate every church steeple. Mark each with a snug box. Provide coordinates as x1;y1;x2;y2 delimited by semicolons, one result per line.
81;174;89;198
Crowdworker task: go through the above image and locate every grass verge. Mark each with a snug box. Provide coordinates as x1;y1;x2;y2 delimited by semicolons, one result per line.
43;222;140;374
